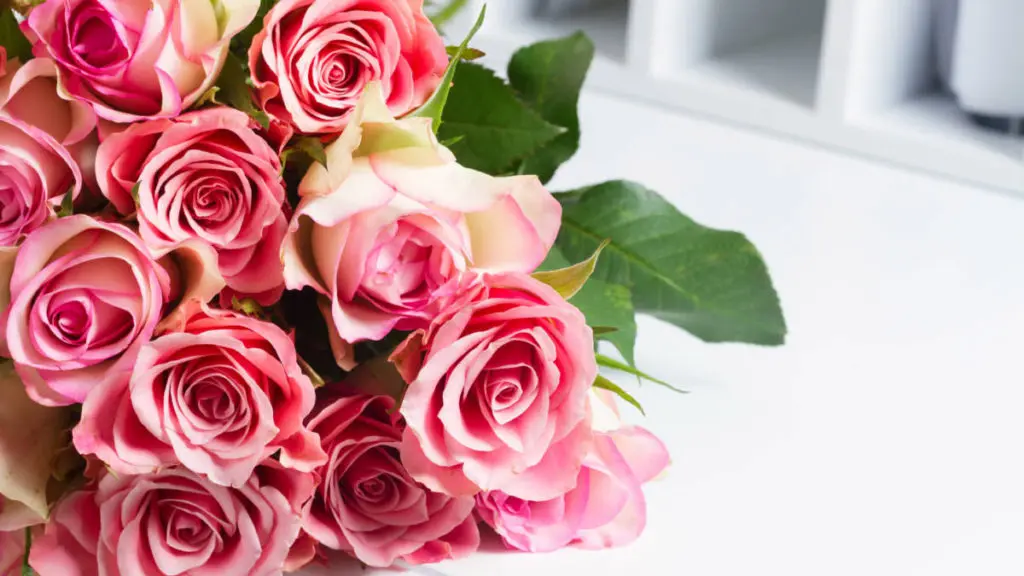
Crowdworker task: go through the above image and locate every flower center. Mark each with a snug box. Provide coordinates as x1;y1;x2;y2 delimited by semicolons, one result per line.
192;381;236;422
360;219;459;310
356;476;390;502
49;299;91;345
186;177;237;226
69;3;130;70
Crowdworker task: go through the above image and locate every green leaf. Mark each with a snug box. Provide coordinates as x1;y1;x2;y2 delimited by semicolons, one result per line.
230;0;273;57
597;353;685;394
288;136;327;168
0;7;32;62
539;246;636;365
555;181;787;345
438;63;565;174
214;52;270;129
428;0;469;29
130;182;141;206
508;32;594;183
593;374;644;415
446;45;485;61
438;134;464;148
194;86;220;108
56;187;74;217
21;526;32;576
409;5;485;133
532;239;608;299
297;355;327;389
231;296;265;318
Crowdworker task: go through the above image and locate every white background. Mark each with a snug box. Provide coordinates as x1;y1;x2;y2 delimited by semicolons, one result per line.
303;89;1024;575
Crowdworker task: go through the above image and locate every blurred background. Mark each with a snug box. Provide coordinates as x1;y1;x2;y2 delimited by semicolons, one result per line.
447;0;1023;194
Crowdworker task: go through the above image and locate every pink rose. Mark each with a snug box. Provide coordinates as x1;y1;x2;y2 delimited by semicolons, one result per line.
95;107;288;298
26;0;260;122
477;422;670;552
0;215;223;406
0;56;96;145
29;463;315;575
0;528;25;575
0;114;82;247
249;0;447;135
283;87;561;346
74;303;326;486
303;390;479;567
391;271;596;501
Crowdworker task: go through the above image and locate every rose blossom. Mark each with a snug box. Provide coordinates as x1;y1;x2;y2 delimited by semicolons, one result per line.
391;271;596;501
0;361;76;538
302;389;478;567
29;462;315;575
476;391;670;552
0;113;82;247
95;107;289;298
249;0;447;135
0;56;96;145
283;85;561;350
74;302;326;487
0;528;26;575
26;0;260;122
0;215;223;405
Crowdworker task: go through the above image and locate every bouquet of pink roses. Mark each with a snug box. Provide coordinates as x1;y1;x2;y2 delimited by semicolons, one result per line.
0;0;785;574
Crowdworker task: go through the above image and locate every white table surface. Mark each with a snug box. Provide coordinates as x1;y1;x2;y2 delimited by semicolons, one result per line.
301;91;1024;576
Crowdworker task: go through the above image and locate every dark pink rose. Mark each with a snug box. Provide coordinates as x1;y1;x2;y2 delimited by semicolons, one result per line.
26;0;260;122
0;114;82;247
30;463;315;576
0;215;223;406
303;390;478;567
95;107;289;298
477;421;670;552
74;303;326;486
249;0;447;135
391;272;597;501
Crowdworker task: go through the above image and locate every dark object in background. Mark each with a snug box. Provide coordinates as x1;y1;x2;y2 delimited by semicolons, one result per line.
934;0;1024;136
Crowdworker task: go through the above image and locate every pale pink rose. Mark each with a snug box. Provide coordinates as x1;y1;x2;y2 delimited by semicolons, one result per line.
0;114;82;247
391;271;596;501
0;57;96;145
74;302;326;487
0;361;76;533
0;528;25;575
0;215;223;405
303;390;478;567
95;107;289;298
283;87;561;345
30;463;315;576
476;424;669;552
249;0;447;135
26;0;260;123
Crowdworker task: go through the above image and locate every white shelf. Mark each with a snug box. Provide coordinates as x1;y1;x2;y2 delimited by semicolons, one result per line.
449;0;1024;194
682;32;823;110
